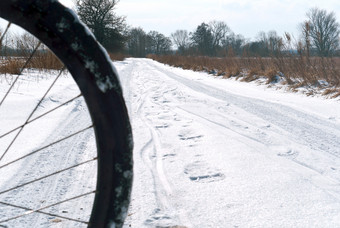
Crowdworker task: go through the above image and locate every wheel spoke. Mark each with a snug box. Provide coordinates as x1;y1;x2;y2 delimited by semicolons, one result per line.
0;191;95;224
0;1;133;226
0;156;97;196
0;125;93;170
0;67;65;162
0;22;11;45
19;41;42;74
0;25;96;225
0;41;42;108
0;94;82;140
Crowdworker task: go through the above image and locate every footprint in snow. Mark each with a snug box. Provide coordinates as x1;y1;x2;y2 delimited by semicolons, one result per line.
178;134;203;141
163;153;176;158
144;208;177;227
178;129;203;140
277;149;299;159
155;123;169;129
184;162;225;183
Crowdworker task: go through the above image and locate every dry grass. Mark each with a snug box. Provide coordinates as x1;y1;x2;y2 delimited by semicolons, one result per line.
265;68;279;84
323;88;338;96
0;50;128;75
29;50;63;71
0;31;126;75
147;54;340;97
331;91;340;98
0;57;21;75
0;49;127;76
109;52;127;61
0;50;63;75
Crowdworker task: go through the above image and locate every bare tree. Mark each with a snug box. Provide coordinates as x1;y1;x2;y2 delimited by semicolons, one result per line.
304;8;340;56
249;30;282;56
127;27;146;57
222;32;245;56
171;30;189;54
16;32;39;55
76;0;127;52
209;20;230;54
267;30;283;55
0;28;3;54
255;31;269;56
146;31;172;55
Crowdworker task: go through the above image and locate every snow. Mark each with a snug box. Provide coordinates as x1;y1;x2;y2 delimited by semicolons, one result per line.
1;58;340;227
116;58;340;227
0;70;96;227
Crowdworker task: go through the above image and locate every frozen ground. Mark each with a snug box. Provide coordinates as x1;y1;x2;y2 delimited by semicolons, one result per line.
1;58;340;227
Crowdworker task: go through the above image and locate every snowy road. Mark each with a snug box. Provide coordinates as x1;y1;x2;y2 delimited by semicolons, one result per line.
116;58;340;227
1;58;340;227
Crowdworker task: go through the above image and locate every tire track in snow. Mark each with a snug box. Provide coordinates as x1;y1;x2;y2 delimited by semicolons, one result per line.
140;59;340;192
118;58;340;227
119;60;190;227
148;60;340;157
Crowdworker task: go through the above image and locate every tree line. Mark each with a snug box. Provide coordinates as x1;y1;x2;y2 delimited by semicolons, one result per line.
75;0;340;58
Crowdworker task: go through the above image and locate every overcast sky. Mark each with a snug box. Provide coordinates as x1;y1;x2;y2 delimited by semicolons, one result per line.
7;0;340;41
115;0;340;40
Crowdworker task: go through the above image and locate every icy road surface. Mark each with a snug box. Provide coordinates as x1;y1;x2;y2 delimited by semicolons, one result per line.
116;58;340;228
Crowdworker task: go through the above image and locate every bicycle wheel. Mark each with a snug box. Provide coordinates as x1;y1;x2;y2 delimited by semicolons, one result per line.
0;0;133;227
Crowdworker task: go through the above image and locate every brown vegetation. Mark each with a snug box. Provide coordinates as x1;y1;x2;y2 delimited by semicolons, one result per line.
108;52;127;61
0;57;21;74
0;31;64;75
147;54;340;97
29;50;63;71
0;50;63;75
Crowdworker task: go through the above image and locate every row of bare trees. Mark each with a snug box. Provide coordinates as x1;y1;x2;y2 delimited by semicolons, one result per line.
170;22;285;57
170;8;340;57
127;28;172;57
1;1;339;59
0;31;41;57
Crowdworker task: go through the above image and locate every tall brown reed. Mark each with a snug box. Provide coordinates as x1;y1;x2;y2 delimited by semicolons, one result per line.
147;54;340;89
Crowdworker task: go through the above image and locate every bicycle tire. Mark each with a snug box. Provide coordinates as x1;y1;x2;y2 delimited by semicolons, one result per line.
0;0;133;227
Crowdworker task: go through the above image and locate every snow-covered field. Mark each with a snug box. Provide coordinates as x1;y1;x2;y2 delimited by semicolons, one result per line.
0;71;96;227
1;58;340;227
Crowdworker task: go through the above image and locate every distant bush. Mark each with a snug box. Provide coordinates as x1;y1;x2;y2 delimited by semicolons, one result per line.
108;52;127;61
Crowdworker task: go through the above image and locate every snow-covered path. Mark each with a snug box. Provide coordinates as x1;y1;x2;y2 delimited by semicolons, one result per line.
116;58;340;227
1;58;340;227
